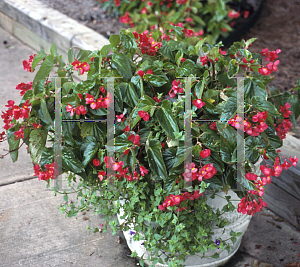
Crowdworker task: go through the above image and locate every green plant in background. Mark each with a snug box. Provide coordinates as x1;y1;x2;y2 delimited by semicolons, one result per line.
1;27;300;266
99;0;247;44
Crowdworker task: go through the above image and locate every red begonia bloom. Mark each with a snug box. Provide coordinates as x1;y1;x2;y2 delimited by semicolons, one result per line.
193;99;205;109
93;159;100;166
200;149;211;158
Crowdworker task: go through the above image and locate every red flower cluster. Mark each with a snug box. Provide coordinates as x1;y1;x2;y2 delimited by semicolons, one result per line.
23;54;37;72
133;30;162;56
138;110;150;121
158;190;203;212
183;159;217;182
85;92;113;110
200;55;218;66
228;10;240;19
260;48;281;62
237;195;267;216
128;133;141;146
71;59;90;75
228;113;268;137
0;131;6;142
137;69;153;79
280;103;292;118
119;12;134;27
66;104;86;116
258;60;279;76
116;114;125;122
168;22;204;37
34;162;58;181
15;82;33;96
1;99;31;131
101;156;149;182
169;79;184;98
275;103;293;140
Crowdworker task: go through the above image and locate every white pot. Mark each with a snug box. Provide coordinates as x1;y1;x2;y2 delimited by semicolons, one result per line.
116;189;252;267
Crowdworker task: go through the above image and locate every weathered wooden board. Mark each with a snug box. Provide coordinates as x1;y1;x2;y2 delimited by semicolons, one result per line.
263;182;300;230
262;133;300;230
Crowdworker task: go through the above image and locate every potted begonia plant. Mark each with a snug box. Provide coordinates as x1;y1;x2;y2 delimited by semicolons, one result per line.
1;26;299;267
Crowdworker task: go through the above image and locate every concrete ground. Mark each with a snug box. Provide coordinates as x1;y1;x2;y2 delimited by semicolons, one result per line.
0;25;300;267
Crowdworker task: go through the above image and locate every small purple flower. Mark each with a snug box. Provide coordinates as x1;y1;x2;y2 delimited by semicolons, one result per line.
141;243;144;246
215;239;221;246
129;230;136;236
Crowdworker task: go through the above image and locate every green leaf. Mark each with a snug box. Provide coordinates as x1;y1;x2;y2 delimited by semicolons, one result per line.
62;146;85;173
263;126;282;149
144;74;168;87
114;133;132;153
119;82;139;107
81;136;99;167
245;136;263;162
32;55;54;89
31;49;47;71
100;44;112;56
62;82;74;96
155;100;179;139
251;96;280;117
109;35;121;48
120;33;137;54
37;99;53;125
244;79;268;100
40;147;54;167
8;133;20;162
28;129;48;164
111;53;132;80
220;97;237;121
68;47;91;63
145;138;168;180
50;43;65;66
216;123;237;147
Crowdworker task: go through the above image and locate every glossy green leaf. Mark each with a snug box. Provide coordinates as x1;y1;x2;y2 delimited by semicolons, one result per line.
37;99;53;125
62;146;85;173
32;55;54;89
31;49;47;71
81;136;99;167
29;129;48;164
111;53;132;80
119;82;139;107
144;74;168;87
251;96;280;117
155;100;179;138
146;138;168;180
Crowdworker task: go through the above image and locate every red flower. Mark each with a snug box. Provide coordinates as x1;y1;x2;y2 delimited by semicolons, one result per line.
66;104;75;116
193;99;205;109
146;69;153;75
200;149;211;158
228;10;240;19
98;171;106;181
75;105;87;115
93;159;100;166
79;62;90;75
137;70;145;78
122;125;130;133
140;166;148;176
15;82;33;96
71;58;81;70
120;12;132;24
289;156;298;167
260;165;272;176
23;54;37;72
138;110;150;121
245;172;257;181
